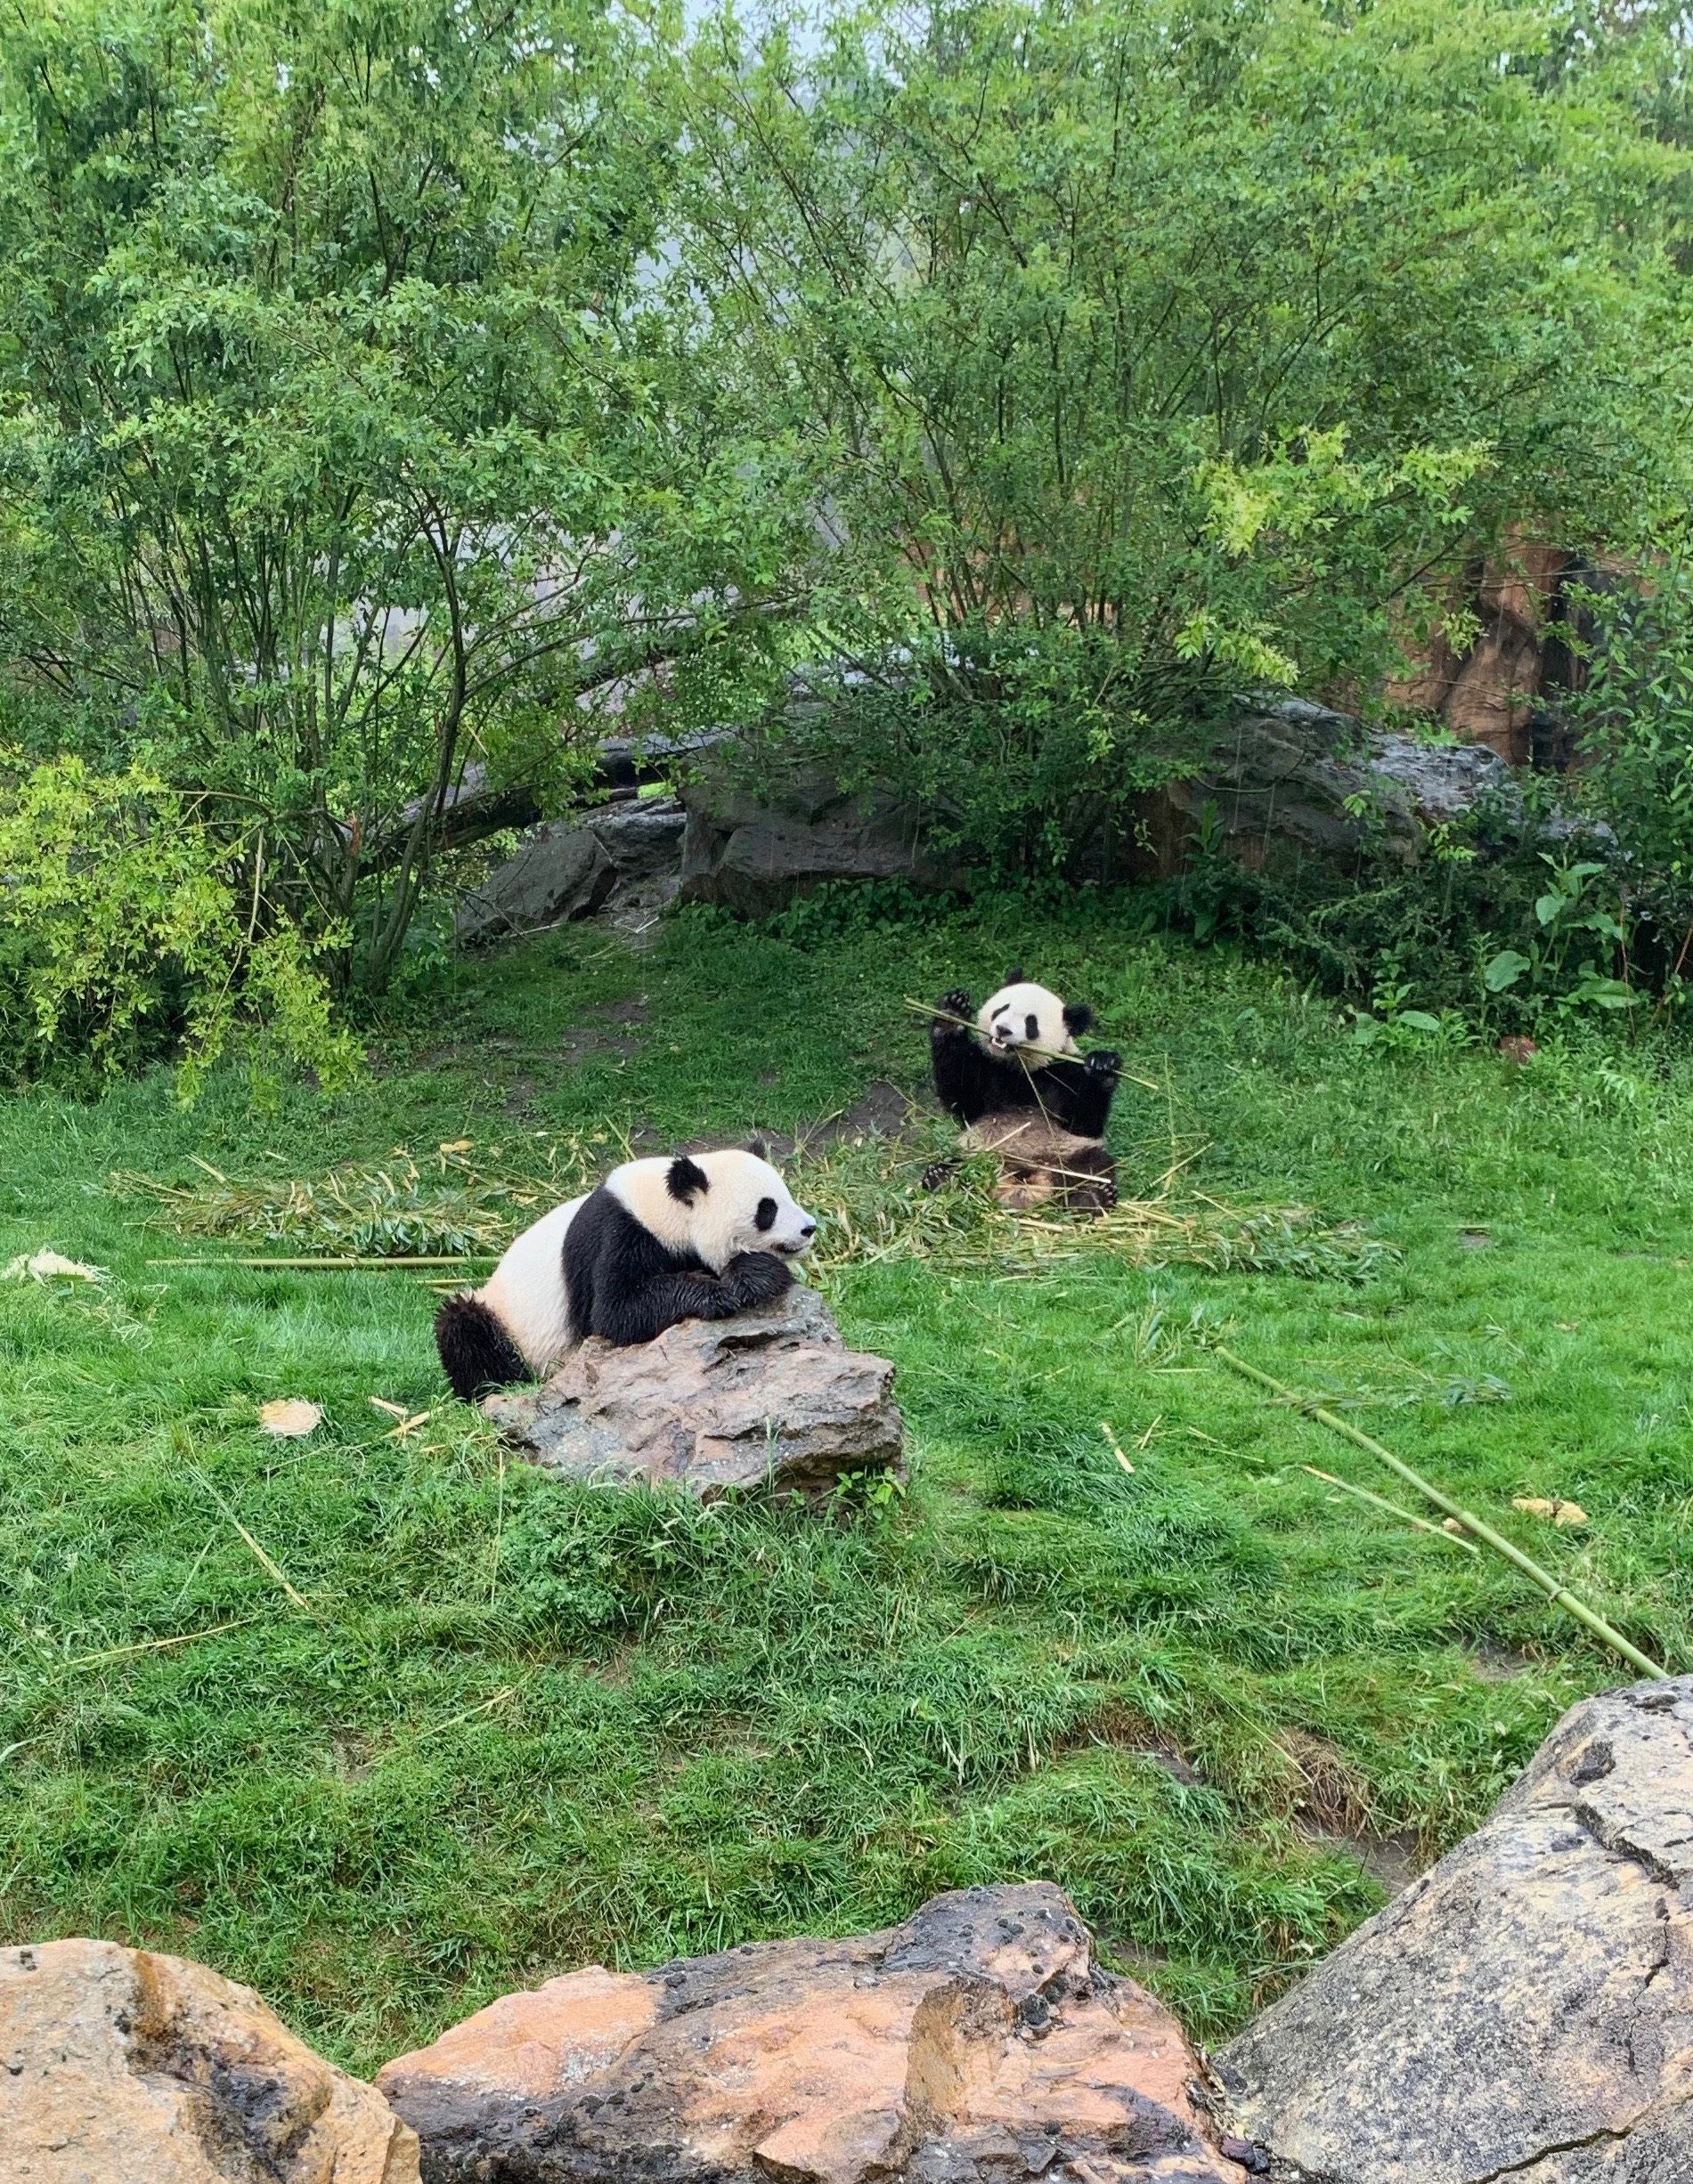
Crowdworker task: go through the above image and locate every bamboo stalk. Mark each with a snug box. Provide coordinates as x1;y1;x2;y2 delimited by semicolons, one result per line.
150;1254;498;1270
1300;1465;1479;1555
61;1616;262;1671
1212;1345;1669;1680
905;997;1163;1092
190;1468;319;1620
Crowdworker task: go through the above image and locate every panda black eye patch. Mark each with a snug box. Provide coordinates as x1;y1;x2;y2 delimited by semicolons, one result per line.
1025;1013;1039;1040
754;1196;777;1232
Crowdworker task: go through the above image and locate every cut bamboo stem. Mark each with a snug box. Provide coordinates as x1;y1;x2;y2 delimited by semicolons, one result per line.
150;1254;498;1270
61;1616;262;1671
905;997;1163;1092
1301;1465;1479;1555
1212;1344;1669;1680
190;1468;319;1620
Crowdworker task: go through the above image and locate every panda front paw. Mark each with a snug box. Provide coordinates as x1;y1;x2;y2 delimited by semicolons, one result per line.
933;988;973;1036
1085;1047;1122;1080
724;1249;794;1308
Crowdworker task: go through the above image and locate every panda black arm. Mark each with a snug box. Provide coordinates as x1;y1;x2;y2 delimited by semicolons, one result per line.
592;1265;743;1344
564;1185;785;1346
721;1249;794;1307
1039;1050;1122;1138
930;988;1034;1123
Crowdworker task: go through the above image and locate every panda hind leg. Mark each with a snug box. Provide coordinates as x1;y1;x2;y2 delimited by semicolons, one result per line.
435;1294;532;1401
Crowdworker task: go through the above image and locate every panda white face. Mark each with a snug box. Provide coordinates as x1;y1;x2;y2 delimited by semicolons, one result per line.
609;1146;818;1271
976;978;1081;1060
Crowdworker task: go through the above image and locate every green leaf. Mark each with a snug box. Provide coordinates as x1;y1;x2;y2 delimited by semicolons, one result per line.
1484;949;1531;993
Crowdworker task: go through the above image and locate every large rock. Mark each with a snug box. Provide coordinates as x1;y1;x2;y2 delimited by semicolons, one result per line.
1152;701;1519;871
1216;1676;1693;2182
0;1936;419;2184
378;1882;1249;2182
678;759;954;917
456;797;686;945
484;1284;905;1501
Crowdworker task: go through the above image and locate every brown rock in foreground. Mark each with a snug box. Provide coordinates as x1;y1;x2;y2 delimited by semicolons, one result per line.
378;1883;1247;2183
0;1936;418;2184
1217;1675;1693;2183
483;1284;904;1501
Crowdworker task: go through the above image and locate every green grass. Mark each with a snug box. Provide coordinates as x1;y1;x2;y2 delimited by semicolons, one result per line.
4;893;1692;2074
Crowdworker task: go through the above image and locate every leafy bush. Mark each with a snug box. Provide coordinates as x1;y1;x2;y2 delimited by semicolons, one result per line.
678;0;1693;875
0;0;794;1001
0;751;357;1095
1152;785;1649;1032
1568;564;1693;1004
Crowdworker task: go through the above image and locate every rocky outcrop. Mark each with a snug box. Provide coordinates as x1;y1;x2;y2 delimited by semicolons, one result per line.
1148;700;1519;873
1216;1675;1693;2183
455;796;687;945
483;1284;904;1501
0;1937;419;2184
378;1881;1250;2183
678;759;954;917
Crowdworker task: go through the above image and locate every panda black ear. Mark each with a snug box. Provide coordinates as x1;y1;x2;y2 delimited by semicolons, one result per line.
666;1155;711;1203
1062;1002;1094;1035
1005;963;1026;984
746;1137;769;1160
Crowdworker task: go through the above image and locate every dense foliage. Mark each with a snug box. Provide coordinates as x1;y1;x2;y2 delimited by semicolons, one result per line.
0;0;795;1039
2;0;1693;1079
675;0;1693;872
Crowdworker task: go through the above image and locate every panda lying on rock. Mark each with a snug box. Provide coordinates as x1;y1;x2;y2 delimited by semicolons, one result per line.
925;972;1121;1213
435;1144;818;1401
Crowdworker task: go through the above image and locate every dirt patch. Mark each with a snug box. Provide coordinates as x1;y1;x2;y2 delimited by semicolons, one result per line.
558;1027;639;1068
1470;1636;1536;1680
1302;1822;1422;1898
606;995;650;1025
1277;1728;1372;1833
1068;1702;1203;1785
758;1080;931;1159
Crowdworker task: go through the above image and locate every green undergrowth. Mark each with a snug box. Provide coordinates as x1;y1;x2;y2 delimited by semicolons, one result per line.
4;893;1692;2073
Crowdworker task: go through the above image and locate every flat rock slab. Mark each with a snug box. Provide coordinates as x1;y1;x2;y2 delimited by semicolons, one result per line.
1;1936;419;2184
483;1285;904;1500
378;1881;1249;2183
1217;1675;1693;2183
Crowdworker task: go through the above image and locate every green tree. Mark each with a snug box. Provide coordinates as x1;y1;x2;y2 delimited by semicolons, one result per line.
0;0;789;1006
676;0;1693;873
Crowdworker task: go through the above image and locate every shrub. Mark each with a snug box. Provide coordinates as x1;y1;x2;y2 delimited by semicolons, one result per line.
678;0;1693;875
0;751;357;1096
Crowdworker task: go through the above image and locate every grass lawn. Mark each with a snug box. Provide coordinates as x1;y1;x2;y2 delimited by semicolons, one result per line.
4;891;1691;2075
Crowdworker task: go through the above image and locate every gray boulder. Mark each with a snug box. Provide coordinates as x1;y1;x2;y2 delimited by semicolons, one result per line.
456;797;686;945
1370;731;1514;825
679;760;953;917
482;1284;905;1501
1216;1676;1693;2183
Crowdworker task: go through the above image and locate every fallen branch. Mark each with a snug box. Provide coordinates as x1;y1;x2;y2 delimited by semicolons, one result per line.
1211;1345;1668;1680
1301;1465;1479;1555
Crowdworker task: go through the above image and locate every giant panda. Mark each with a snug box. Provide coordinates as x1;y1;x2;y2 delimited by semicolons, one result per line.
434;1144;818;1401
925;972;1121;1211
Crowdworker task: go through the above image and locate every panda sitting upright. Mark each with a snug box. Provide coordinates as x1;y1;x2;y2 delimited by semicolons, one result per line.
435;1144;818;1401
926;971;1121;1213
